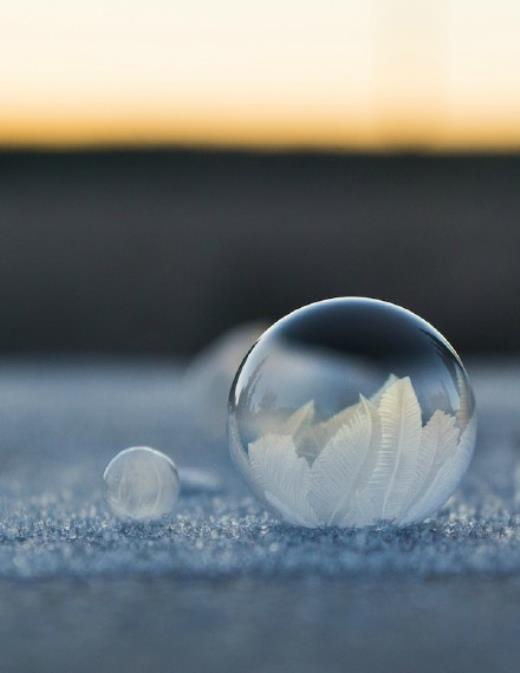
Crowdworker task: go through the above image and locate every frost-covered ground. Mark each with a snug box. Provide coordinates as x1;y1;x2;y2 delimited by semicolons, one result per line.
0;340;519;672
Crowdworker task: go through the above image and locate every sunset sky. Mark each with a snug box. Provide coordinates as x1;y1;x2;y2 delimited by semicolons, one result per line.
1;1;519;149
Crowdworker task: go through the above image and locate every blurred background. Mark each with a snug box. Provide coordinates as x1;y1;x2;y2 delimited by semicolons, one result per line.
1;0;519;356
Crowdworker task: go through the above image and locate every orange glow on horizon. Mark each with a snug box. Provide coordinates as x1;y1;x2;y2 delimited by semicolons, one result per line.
2;109;520;152
1;1;520;150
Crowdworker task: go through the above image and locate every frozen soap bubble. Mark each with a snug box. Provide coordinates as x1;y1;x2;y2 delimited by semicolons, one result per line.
228;298;476;528
103;446;180;521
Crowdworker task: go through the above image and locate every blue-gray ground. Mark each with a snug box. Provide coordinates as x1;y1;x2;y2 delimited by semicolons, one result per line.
0;352;519;672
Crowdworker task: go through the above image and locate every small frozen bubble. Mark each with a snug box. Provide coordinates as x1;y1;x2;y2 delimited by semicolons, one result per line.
103;446;180;521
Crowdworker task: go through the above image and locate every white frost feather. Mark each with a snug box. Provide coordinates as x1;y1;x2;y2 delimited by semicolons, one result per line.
308;397;374;526
400;410;459;524
312;374;396;450
248;433;319;527
280;400;315;435
356;377;421;522
403;416;476;523
244;375;474;528
370;373;399;407
316;401;362;443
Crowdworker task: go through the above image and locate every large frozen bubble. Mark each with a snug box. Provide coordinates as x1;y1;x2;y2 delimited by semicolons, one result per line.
228;298;476;528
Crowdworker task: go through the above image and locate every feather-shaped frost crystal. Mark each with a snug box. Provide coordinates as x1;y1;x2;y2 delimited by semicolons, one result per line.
228;298;476;527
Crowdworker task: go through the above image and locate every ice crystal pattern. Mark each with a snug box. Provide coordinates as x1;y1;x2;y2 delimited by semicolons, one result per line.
243;376;476;528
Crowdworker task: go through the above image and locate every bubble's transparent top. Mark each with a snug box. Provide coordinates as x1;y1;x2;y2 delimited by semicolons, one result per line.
228;298;476;528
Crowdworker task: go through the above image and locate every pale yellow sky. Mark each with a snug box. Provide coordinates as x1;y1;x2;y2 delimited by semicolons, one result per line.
1;1;519;148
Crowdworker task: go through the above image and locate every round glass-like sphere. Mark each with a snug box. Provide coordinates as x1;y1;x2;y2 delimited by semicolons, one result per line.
228;298;476;528
103;446;180;521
